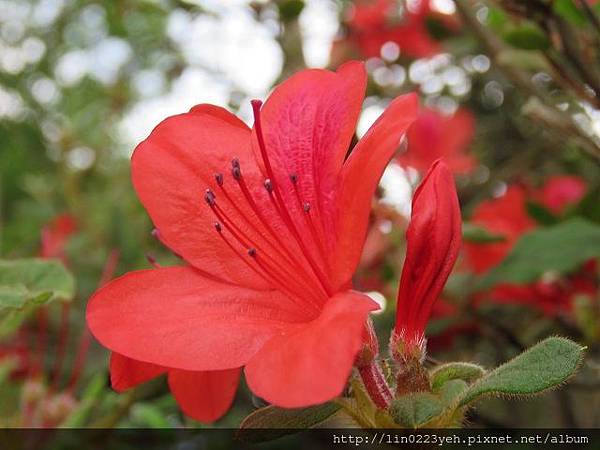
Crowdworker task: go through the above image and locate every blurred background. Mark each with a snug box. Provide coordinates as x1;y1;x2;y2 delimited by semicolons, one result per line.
0;0;599;430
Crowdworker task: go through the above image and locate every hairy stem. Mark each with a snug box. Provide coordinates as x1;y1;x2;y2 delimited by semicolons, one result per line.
357;361;393;409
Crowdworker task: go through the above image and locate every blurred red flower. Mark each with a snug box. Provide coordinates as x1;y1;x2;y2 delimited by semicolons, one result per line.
87;62;418;421
39;214;78;262
397;107;476;175
333;0;443;62
393;161;462;354
464;177;593;315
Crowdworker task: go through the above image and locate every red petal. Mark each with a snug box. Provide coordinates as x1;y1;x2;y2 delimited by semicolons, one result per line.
87;266;312;371
399;107;476;174
244;291;378;408
395;161;462;346
538;175;586;214
110;352;166;392
132;104;275;289
464;186;535;273
250;62;367;286
332;93;418;289
168;368;240;423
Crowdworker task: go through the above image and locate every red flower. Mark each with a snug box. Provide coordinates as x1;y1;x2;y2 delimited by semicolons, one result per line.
464;177;593;315
334;0;441;61
535;175;586;215
393;161;462;355
87;62;418;421
40;214;78;262
397;107;476;174
464;186;535;274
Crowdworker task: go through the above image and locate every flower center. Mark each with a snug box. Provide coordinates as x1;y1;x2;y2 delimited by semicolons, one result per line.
201;101;333;309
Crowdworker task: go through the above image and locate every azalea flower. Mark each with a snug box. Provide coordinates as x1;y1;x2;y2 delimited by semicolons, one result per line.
332;0;443;63
397;107;477;175
391;160;462;357
87;62;418;421
40;214;78;262
464;177;595;315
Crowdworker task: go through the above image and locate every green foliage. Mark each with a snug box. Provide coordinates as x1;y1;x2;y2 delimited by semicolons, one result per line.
430;362;486;391
0;258;75;310
390;393;443;428
553;0;587;26
525;201;559;225
477;219;600;289
504;25;550;50
278;0;305;21
458;337;584;406
237;403;341;442
61;374;106;427
462;223;506;243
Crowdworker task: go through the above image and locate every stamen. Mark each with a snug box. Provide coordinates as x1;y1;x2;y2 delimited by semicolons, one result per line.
303;202;311;213
146;253;161;268
264;178;273;193
204;189;216;206
251;100;333;297
214;222;222;233
248;248;257;257
215;173;224;186
290;174;298;184
231;159;241;180
216;177;316;289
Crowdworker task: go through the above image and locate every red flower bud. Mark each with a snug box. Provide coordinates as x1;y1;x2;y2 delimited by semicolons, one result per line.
393;160;461;358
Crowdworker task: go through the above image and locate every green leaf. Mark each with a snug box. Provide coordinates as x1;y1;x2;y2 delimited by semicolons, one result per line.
504;25;550;50
526;201;559;225
131;403;173;428
458;337;584;406
60;373;106;427
0;258;75;310
553;0;586;26
237;403;341;442
430;362;486;391
439;379;469;406
390;393;443;428
477;219;600;289
462;223;506;243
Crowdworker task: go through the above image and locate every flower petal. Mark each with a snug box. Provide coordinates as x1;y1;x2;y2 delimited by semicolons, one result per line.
331;93;418;289
394;161;462;345
244;291;378;408
110;352;166;392
132;104;273;288
168;368;241;423
87;266;313;371
250;62;367;285
464;186;535;273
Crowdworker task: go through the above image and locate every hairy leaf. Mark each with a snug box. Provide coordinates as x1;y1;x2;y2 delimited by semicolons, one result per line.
390;393;443;428
238;403;341;442
458;337;584;406
430;362;486;391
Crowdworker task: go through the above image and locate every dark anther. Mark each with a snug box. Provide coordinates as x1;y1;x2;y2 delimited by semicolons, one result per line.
248;248;257;257
215;173;224;186
204;189;216;206
214;222;222;233
231;159;241;180
303;202;311;212
264;178;273;193
290;174;298;184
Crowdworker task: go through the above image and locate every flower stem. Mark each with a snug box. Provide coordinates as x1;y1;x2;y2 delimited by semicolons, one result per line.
357;361;393;409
